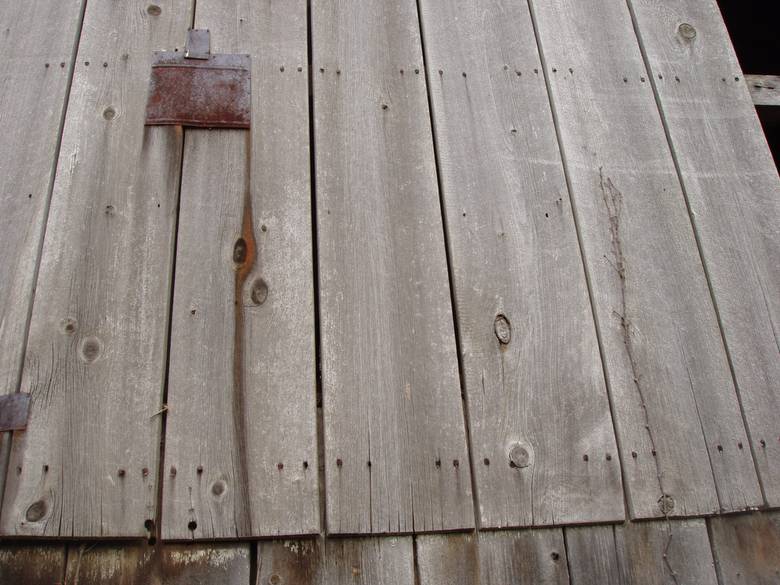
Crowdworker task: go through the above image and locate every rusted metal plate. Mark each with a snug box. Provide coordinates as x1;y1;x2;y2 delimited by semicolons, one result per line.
145;49;250;128
0;393;31;431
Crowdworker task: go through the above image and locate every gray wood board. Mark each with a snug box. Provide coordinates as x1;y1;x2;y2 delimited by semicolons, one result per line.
162;0;318;540
257;537;414;584
528;0;762;518
0;543;66;585
0;0;192;536
0;0;83;397
628;0;780;508
709;512;780;584
418;0;624;528
566;520;717;585
63;543;250;585
0;0;84;507
416;531;569;584
745;75;780;107
313;0;473;534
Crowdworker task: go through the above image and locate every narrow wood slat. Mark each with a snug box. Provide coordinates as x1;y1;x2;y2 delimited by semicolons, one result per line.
416;531;569;584
418;0;624;528
746;75;780;107
566;520;718;585
162;0;318;540
257;537;414;584
63;543;250;584
0;0;191;536
0;544;65;585
709;512;780;584
313;0;473;534
628;0;780;508
528;0;762;519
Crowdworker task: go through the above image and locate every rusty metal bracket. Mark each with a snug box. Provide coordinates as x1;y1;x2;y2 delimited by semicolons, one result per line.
0;393;31;432
145;29;250;128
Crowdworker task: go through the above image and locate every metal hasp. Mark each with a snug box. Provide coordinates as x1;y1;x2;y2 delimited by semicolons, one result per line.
145;29;250;128
0;393;31;432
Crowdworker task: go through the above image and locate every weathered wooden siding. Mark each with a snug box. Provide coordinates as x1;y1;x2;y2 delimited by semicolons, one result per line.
162;0;318;540
419;0;624;529
628;0;780;508
313;0;473;534
1;0;192;537
529;0;762;519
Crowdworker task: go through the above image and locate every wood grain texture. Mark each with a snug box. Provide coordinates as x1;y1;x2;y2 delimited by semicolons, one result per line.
416;531;569;585
418;0;624;528
746;75;780;107
566;520;718;585
0;0;83;397
313;0;473;534
63;543;250;585
257;537;414;585
162;0;318;540
528;0;762;519
0;0;191;536
709;512;780;584
628;0;780;508
0;543;65;585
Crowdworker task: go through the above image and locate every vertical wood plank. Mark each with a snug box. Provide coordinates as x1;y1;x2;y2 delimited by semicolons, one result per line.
64;543;250;584
628;0;780;507
709;512;780;584
313;0;473;534
567;520;718;585
0;544;65;585
416;531;568;585
0;0;83;396
0;0;191;536
0;0;84;503
417;0;624;528
528;0;762;519
257;537;414;585
162;0;318;540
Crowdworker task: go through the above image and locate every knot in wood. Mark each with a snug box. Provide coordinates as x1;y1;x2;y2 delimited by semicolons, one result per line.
509;443;531;468
250;278;268;305
678;23;696;41
658;494;675;515
79;336;102;363
494;314;511;345
25;500;47;522
233;237;248;264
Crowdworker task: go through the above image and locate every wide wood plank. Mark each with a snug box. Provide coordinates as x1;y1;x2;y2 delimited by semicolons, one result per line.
162;0;318;540
566;520;717;585
257;537;414;584
0;0;83;396
709;512;780;584
0;0;191;536
63;543;250;584
0;544;65;585
628;0;780;508
418;0;624;528
416;531;569;584
313;0;473;534
0;0;84;498
527;0;762;518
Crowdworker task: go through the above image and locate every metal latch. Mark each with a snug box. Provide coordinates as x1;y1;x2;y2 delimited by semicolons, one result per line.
145;29;251;128
0;394;31;432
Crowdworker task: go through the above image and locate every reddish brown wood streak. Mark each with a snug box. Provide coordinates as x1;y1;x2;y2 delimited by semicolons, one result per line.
231;131;255;535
